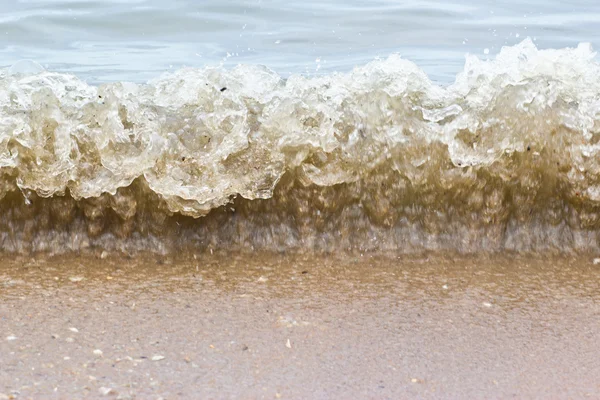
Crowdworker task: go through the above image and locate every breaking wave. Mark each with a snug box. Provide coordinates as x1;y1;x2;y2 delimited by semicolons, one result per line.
2;39;600;254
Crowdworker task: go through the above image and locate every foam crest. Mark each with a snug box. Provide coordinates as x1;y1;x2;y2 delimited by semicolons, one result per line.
1;39;600;253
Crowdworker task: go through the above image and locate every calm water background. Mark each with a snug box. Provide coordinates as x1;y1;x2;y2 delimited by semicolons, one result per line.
1;0;599;84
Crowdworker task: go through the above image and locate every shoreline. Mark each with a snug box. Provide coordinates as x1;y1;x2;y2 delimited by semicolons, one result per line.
1;253;599;398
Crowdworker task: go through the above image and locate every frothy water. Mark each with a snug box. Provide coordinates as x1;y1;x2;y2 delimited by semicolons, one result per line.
2;1;600;254
1;40;600;253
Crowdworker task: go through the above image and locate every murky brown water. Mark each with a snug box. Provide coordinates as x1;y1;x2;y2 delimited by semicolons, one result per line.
1;253;600;399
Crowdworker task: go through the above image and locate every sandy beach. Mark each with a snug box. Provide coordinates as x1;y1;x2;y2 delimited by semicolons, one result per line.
1;253;599;399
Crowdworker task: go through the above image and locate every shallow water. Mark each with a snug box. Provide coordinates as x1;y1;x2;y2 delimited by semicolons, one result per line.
1;0;600;83
1;253;600;398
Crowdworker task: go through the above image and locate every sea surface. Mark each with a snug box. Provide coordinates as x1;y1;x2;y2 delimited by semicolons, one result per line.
1;0;600;254
1;0;600;83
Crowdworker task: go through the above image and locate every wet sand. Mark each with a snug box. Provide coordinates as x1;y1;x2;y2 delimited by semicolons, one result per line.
1;253;600;399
